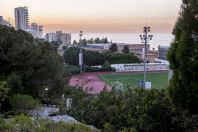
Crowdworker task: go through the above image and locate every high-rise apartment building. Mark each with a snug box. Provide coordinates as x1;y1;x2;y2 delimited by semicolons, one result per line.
14;6;43;38
14;6;29;30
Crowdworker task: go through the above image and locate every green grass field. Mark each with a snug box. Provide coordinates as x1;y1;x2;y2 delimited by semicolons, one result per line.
98;72;169;91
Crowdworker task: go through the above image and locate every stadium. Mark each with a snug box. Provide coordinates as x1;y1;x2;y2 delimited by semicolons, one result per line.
69;63;170;94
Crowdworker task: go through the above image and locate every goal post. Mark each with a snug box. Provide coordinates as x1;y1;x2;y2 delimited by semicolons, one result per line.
113;81;124;92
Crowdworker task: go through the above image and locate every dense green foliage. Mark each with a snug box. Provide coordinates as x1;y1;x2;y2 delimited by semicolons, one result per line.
65;88;182;132
65;62;115;74
167;0;198;114
73;37;109;45
0;25;67;110
63;47;141;66
9;94;40;113
104;52;141;64
0;81;9;105
109;43;118;52
0;114;98;132
101;61;112;71
63;47;105;66
122;45;130;54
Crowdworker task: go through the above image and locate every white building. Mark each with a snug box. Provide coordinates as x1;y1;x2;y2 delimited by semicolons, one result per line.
14;6;29;30
26;22;43;38
14;7;43;38
45;31;71;49
56;31;71;46
0;16;12;27
45;33;57;42
111;63;169;72
86;43;111;50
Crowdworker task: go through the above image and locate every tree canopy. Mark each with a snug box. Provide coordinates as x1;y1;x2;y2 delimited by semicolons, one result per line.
167;0;198;114
122;45;129;54
63;47;141;66
109;43;118;52
0;25;66;99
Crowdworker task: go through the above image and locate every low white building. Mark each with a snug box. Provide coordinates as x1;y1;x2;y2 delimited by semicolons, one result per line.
45;31;71;49
24;23;43;39
0;16;12;27
111;63;169;72
86;43;111;50
45;32;57;42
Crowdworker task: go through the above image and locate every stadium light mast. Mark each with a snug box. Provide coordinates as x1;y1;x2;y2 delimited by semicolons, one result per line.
140;27;153;88
79;30;83;76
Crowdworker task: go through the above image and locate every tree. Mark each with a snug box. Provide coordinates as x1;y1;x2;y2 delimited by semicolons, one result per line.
63;46;140;66
73;40;78;45
81;39;87;46
50;41;59;47
0;81;9;105
0;25;66;98
87;38;94;44
122;45;129;54
67;88;180;131
63;45;67;49
102;61;111;71
103;37;108;43
6;72;22;95
109;43;118;53
167;0;198;114
9;94;40;113
95;37;100;43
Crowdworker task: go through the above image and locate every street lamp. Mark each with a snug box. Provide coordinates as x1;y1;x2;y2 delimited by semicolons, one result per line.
140;26;153;88
79;30;83;76
45;87;49;106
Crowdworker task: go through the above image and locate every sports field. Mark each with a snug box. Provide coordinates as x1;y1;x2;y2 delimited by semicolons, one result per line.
98;72;169;91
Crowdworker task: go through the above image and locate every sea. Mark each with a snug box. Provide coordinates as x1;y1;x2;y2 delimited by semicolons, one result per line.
71;33;174;49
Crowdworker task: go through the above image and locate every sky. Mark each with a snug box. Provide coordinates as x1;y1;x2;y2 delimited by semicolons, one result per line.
0;0;182;33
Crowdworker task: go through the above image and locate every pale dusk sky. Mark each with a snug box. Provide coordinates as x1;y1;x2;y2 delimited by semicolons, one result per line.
0;0;182;33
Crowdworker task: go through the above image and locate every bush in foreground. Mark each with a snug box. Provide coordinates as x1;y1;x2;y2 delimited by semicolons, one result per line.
0;114;98;132
9;94;40;113
66;88;182;131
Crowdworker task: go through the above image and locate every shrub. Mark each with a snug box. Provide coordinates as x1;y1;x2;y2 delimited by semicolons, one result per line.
0;115;99;132
0;81;9;104
0;114;34;131
9;94;40;113
63;46;141;66
101;61;112;71
37;121;98;132
65;64;80;74
84;65;115;72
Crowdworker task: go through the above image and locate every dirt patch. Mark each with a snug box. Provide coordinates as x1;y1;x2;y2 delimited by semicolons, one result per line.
69;73;112;94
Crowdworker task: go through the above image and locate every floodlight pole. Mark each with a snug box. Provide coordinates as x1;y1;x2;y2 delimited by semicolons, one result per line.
140;27;153;88
79;30;83;76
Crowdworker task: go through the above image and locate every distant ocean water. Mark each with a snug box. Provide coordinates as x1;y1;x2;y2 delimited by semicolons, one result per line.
71;33;174;49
